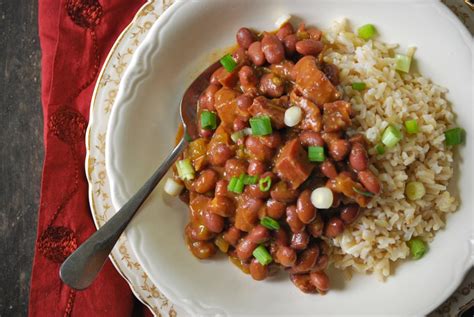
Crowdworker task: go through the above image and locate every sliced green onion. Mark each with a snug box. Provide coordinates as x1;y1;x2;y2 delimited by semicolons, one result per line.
381;125;402;148
353;186;374;197
200;111;217;130
308;146;325;162
228;174;245;194
357;24;377;40
445;127;465;146
252;245;273;265
395;54;412;73
375;143;385;155
220;54;238;72
405;181;426;201
407;237;427;260
404;119;419;134
176;159;195;181
231;130;245;143
260;216;280;230
243;174;258;185
351;82;366;91
249;116;272;136
259;176;272;192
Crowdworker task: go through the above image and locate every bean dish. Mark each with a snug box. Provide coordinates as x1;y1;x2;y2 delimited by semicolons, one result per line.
165;20;383;294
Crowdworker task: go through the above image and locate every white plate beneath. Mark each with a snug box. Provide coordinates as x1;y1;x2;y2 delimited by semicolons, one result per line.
106;0;473;315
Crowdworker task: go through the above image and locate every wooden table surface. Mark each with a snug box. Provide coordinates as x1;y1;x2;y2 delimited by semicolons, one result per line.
0;1;471;316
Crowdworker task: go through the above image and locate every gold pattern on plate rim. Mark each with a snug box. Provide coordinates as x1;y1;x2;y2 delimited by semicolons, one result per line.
86;0;178;316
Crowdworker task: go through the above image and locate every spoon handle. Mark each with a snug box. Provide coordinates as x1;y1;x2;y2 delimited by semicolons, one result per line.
60;137;187;290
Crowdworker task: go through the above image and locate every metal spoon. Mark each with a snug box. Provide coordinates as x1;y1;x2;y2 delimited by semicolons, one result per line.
60;60;221;290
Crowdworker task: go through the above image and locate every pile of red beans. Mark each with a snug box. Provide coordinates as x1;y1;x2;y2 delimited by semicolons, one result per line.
174;21;381;294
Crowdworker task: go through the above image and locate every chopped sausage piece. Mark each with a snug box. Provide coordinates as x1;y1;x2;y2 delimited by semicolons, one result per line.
214;88;242;130
235;195;264;232
211;66;239;88
322;100;352;132
292;56;339;105
274;139;314;189
291;91;323;132
326;173;371;207
249;96;286;129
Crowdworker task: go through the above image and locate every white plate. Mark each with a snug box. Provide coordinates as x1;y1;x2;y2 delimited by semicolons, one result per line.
106;0;473;315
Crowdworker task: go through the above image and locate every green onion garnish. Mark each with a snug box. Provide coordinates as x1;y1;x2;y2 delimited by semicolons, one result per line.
228;174;245;194
176;159;195;181
381;125;402;148
352;186;374;197
405;181;426;201
231;130;245;143
444;127;465;146
404;119;419;134
259;176;272;192
184;131;193;142
243;174;258;185
260;216;280;230
200;111;217;130
357;24;377;40
407;237;427;260
252;245;273;265
220;54;238;72
308;146;325;162
395;54;412;73
249;116;272;136
352;82;366;91
375;143;385;155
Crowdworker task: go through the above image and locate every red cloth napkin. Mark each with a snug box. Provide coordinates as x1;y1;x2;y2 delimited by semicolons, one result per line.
30;0;149;316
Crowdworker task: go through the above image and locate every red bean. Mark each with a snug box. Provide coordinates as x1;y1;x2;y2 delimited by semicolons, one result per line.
202;210;224;233
247;160;266;176
328;139;350;161
273;228;289;246
271;181;299;203
208;143;235;166
276;245;297;267
236;238;257;261
288;245;319;274
283;34;298;56
290;231;310;250
324;217;344;238
244;184;270;200
269;60;295;81
295;39;324;56
261;33;285;64
199;84;220;111
349;133;367;147
248;41;266;66
259;73;285;98
238;65;258;86
290;273;317;293
199;128;213;138
259;132;282;149
296;189;317;224
320;160;338;179
236;27;256;49
193;169;218;193
233;117;248;132
247;225;271;244
232;47;248;65
320;62;340;86
207;196;235;217
299;130;324;147
340;204;360;224
276;22;294;41
307;214;324;238
313;254;329;272
358;170;381;194
223;226;242;246
245;136;273;162
286;205;305;233
224;158;248;180
188;239;217;259
249;258;268;280
350;142;368;171
214;179;229;197
307;27;323;41
310;271;330;294
236;94;254;111
185;223;215;241
332;192;342;208
266;199;286;219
